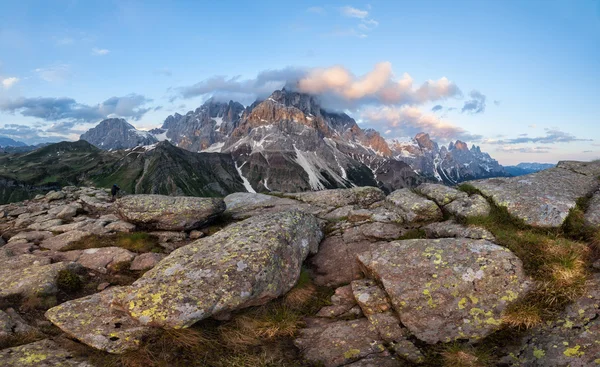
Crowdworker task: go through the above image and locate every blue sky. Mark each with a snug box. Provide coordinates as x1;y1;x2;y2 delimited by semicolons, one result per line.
0;0;598;164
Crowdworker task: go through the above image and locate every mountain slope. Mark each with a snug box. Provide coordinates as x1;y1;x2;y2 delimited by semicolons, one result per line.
80;118;157;150
504;162;555;176
0;141;246;203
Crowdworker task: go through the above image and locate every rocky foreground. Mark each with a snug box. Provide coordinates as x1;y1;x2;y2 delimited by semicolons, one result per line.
0;160;599;366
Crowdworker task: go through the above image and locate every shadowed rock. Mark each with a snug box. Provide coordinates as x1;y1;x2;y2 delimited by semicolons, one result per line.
0;339;92;366
116;195;225;231
357;238;530;343
111;210;323;328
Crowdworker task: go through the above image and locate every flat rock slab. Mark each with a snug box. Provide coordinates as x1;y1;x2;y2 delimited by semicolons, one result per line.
116;195;225;231
224;192;315;219
471;167;599;227
386;188;442;223
294;318;389;367
40;230;91;251
556;160;600;177
58;247;136;274
0;339;92;366
111;210;323;328
423;221;495;241
45;287;157;354
286;186;385;208
357;238;530;344
445;194;491;219
0;308;37;339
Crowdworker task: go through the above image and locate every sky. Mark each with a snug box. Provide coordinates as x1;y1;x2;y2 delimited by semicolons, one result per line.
0;0;599;165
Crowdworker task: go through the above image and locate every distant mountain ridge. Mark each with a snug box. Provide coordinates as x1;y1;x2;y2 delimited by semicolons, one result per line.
78;88;510;192
504;162;556;176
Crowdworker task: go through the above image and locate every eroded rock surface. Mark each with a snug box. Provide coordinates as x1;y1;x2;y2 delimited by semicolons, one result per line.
471;167;599;227
224;192;315;219
423;221;495;241
386;188;442;223
357;238;530;343
111;210;323;328
116;195;225;231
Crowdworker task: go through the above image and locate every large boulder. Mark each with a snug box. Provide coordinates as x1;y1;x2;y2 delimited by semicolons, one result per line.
357;238;530;343
111;210;323;328
45;287;156;354
287;186;386;208
385;188;442;223
115;195;225;231
56;247;136;274
444;194;491;219
0;339;91;366
423;221;495;241
416;183;467;206
585;189;600;228
471;167;599;227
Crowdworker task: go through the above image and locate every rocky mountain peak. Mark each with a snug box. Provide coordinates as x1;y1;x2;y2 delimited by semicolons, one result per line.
80;118;157;150
453;140;469;151
414;133;437;151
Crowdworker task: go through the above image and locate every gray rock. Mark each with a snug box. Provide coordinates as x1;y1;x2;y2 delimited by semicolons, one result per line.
503;274;600;366
416;183;467;206
357;238;530;343
56;205;79;220
224;192;314;219
189;230;204;240
8;231;53;244
423;221;495;241
149;231;186;243
386;189;443;223
105;220;136;233
444;194;491;219
45;287;157;354
130;253;166;271
288;186;386;208
0;339;92;366
40;230;91;251
45;190;66;202
58;247;136;274
0;308;37;339
116;195;225;231
316;285;358;318
585;189;600;228
556;160;600;177
0;252;81;304
294;318;389;367
471;167;599;227
28;219;64;231
111;210;323;328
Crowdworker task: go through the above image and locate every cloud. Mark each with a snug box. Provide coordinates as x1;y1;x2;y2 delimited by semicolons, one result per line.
431;105;443;112
298;62;461;108
496;146;552;154
154;68;172;77
340;6;368;18
528;124;537;128
493;100;501;106
0;94;153;123
461;90;486;114
360;105;482;142
485;129;592;145
177;62;462;110
307;6;325;14
358;18;379;30
583;150;594;153
1;77;19;89
34;64;71;82
92;48;110;56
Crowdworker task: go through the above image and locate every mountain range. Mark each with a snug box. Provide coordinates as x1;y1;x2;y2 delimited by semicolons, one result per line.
79;88;508;191
0;88;555;204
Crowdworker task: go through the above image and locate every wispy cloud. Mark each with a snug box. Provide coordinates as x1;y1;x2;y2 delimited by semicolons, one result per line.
462;90;486;114
485;129;591;145
92;48;110;56
53;37;74;46
154;68;172;77
496;146;552;154
340;6;368;18
1;77;19;89
0;123;63;145
34;64;71;82
307;6;325;14
431;105;443;112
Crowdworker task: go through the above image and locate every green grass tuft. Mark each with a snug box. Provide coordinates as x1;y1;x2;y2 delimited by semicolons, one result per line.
56;269;83;293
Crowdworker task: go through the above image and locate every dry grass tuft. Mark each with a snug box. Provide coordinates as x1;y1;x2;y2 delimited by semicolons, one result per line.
440;343;492;367
501;303;543;329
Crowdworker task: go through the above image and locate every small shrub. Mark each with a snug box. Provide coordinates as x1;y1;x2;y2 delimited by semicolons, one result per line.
56;269;83;293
